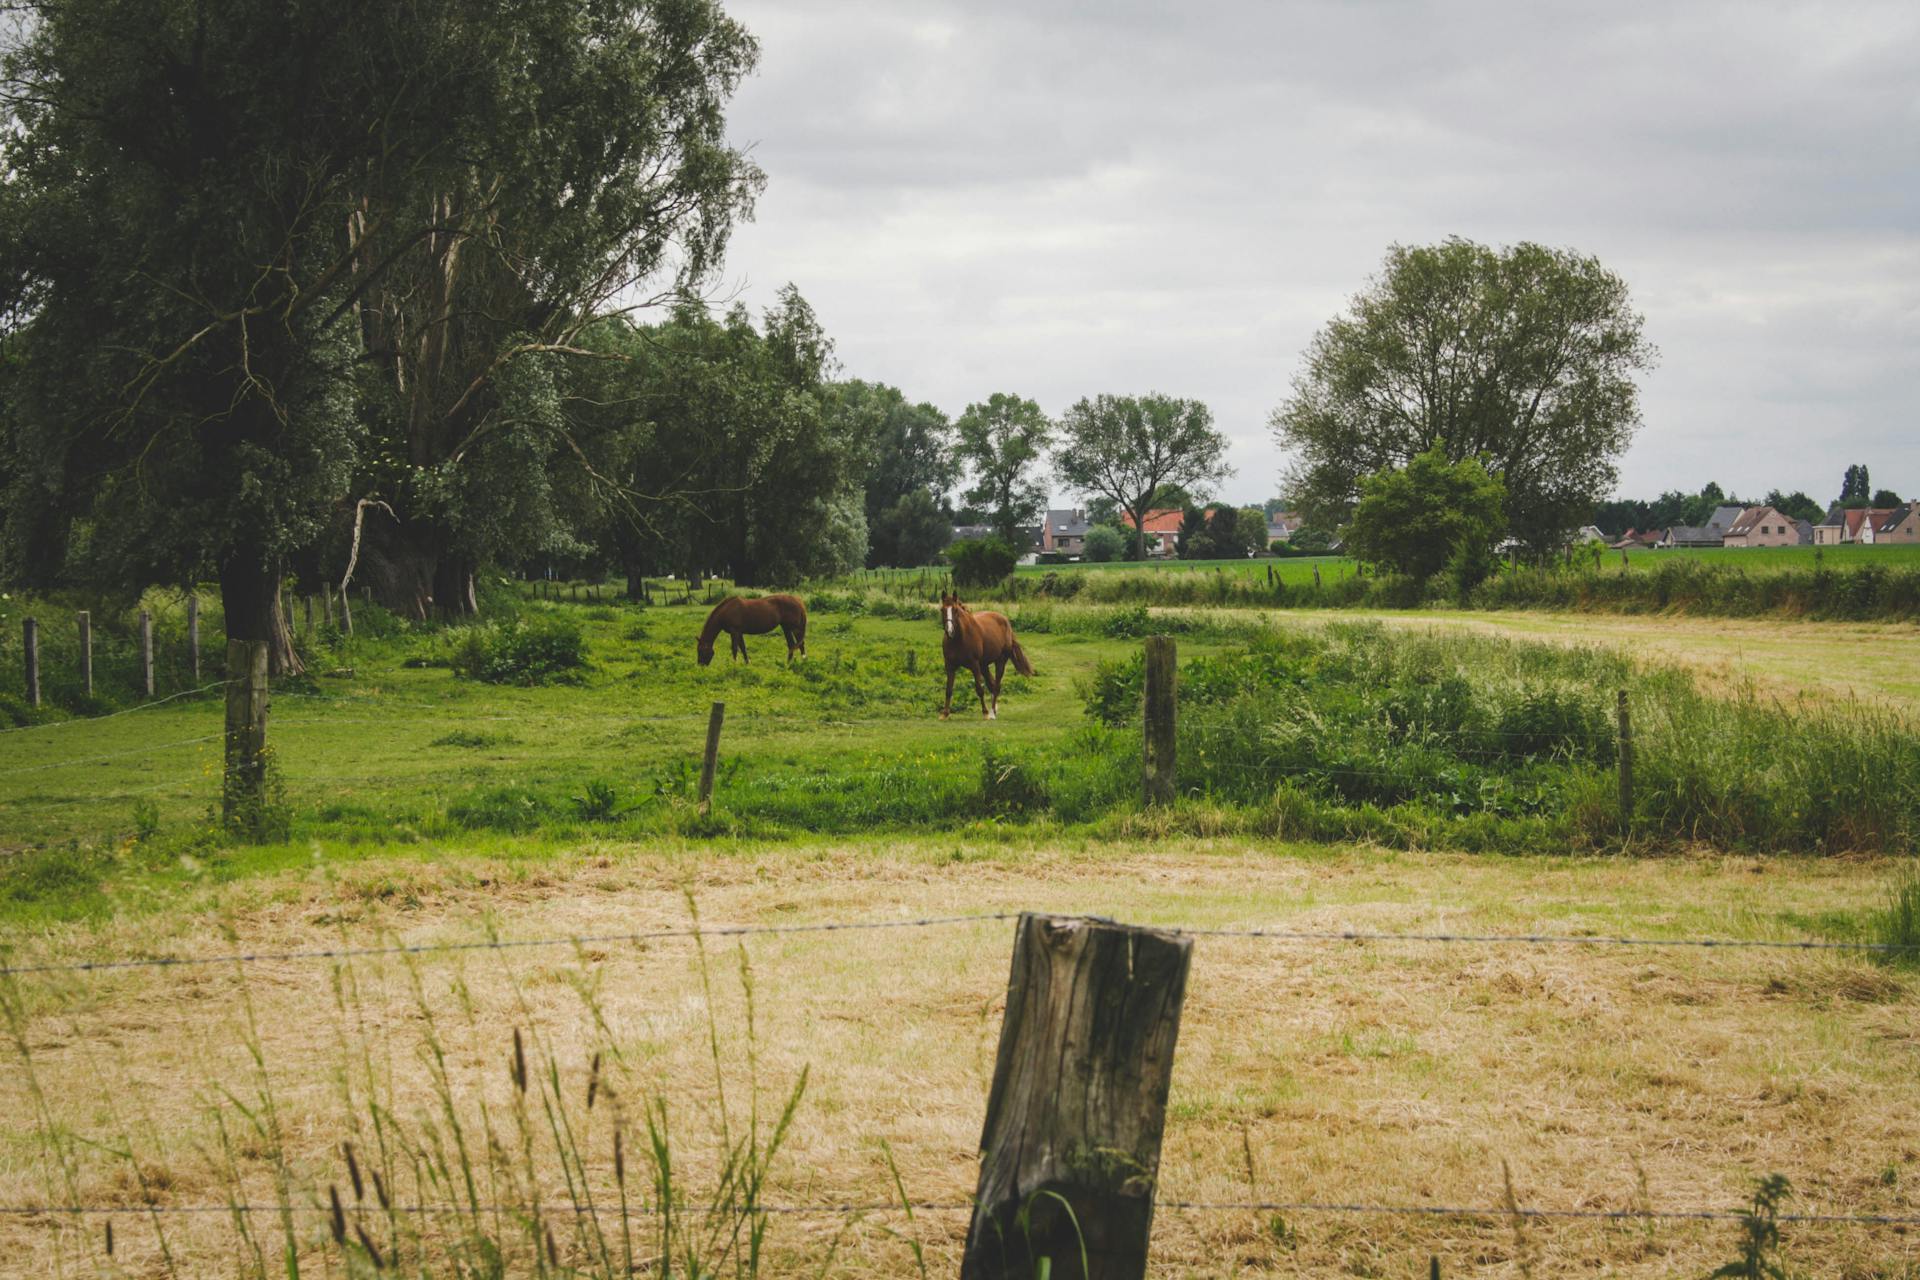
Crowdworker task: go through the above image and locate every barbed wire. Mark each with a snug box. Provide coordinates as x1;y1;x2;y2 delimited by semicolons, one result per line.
0;912;1023;976
5;909;1911;979
4;1198;1916;1227
0;682;226;737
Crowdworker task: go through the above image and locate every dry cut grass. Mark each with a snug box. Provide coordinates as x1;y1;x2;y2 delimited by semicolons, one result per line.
2;840;1917;1277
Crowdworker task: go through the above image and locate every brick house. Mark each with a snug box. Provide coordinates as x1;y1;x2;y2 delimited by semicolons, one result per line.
1041;509;1091;556
1873;503;1920;544
1721;506;1801;548
1122;508;1187;557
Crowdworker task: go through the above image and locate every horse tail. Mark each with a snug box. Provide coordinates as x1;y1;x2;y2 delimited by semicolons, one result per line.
1009;639;1034;677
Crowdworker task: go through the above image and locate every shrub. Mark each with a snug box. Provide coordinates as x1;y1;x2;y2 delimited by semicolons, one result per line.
946;537;1019;589
1875;869;1920;969
447;615;588;685
1083;525;1126;562
1100;604;1151;638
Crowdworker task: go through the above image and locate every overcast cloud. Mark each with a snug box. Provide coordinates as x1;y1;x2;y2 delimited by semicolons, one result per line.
713;0;1920;507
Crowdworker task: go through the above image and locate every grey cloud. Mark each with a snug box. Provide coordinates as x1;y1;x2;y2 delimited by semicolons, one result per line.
713;0;1920;504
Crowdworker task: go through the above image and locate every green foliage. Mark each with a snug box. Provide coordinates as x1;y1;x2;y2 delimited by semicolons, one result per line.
1082;525;1126;562
1345;448;1508;581
1053;392;1229;562
1275;236;1653;556
448;615;589;685
1874;869;1920;970
834;380;957;567
1707;1175;1793;1279
571;778;622;822
448;783;558;833
947;538;1019;589
954;393;1052;544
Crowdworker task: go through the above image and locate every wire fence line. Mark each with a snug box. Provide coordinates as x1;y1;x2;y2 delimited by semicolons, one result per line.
4;1198;1917;1227
5;909;1912;979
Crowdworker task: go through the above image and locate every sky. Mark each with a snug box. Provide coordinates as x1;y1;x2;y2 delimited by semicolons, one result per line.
713;0;1920;508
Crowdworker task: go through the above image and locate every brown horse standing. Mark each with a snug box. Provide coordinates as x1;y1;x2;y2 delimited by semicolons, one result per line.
696;594;808;665
938;592;1034;720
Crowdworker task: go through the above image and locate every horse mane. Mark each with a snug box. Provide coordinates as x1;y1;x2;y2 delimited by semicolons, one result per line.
697;598;732;645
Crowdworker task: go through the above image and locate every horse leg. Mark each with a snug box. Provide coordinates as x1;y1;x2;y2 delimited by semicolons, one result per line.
734;631;747;663
990;656;1008;718
941;665;956;720
973;663;991;719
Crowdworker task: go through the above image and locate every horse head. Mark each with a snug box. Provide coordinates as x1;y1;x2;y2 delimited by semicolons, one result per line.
939;592;967;639
695;634;716;666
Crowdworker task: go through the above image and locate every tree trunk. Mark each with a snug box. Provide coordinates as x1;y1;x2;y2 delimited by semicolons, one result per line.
220;555;302;677
625;562;648;601
357;507;479;620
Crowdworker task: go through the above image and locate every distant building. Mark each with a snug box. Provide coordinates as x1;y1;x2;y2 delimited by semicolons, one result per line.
1041;509;1090;557
1266;511;1304;545
1658;526;1725;549
1122;508;1190;557
1874;503;1920;544
1722;506;1800;549
1705;505;1745;535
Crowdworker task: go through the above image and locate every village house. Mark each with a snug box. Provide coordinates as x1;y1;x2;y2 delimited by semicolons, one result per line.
1122;508;1188;557
1040;509;1090;557
1874;503;1920;544
1657;525;1724;549
1721;506;1802;548
1266;511;1304;545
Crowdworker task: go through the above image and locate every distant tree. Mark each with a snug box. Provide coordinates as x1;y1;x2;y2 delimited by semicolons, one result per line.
1262;497;1292;517
1082;524;1126;562
1273;237;1653;557
1236;507;1272;556
1763;490;1824;525
946;536;1018;589
832;380;956;566
1205;507;1243;558
955;393;1052;544
1177;505;1211;559
870;488;952;567
1054;392;1230;562
1840;464;1870;503
1871;488;1902;508
1289;526;1335;554
1345;448;1508;581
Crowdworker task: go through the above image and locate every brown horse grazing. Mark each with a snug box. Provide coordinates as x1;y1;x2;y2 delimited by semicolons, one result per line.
938;592;1034;720
696;594;808;666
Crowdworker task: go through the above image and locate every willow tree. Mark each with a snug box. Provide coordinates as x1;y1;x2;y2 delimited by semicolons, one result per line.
1271;238;1655;556
1054;392;1229;562
344;0;762;617
0;0;760;819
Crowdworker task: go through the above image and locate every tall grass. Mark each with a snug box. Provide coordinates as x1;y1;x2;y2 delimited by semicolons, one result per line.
2;909;813;1277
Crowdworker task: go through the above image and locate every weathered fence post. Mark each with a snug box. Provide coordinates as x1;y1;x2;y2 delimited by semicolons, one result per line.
187;594;200;681
697;701;726;816
961;914;1193;1280
1312;564;1322;590
1143;635;1176;807
23;617;39;708
139;610;154;697
323;584;336;629
1616;689;1633;831
222;639;271;829
906;649;917;675
77;611;93;697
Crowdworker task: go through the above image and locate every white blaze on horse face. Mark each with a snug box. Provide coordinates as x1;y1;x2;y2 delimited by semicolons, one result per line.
944;605;954;637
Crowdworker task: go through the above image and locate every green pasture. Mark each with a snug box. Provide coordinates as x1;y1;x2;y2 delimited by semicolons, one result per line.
4;589;1918;931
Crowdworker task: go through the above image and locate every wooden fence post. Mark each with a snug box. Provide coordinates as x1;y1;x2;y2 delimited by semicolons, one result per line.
187;594;200;681
304;595;315;636
23;617;39;708
697;701;725;816
139;610;154;697
906;649;917;675
77;611;92;697
1143;635;1176;807
1616;689;1633;832
961;914;1192;1280
323;584;336;629
222;639;271;829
